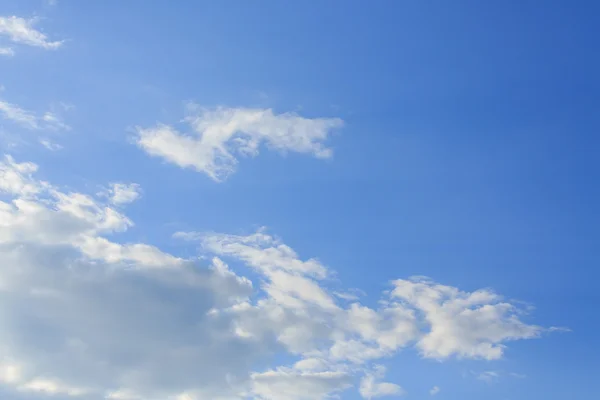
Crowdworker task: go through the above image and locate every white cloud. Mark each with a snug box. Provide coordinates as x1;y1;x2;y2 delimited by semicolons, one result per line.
475;371;500;384
197;229;329;279
359;365;404;399
334;292;360;301
0;16;62;49
0;155;41;196
0;361;88;397
0;99;70;131
0;154;555;399
0;361;21;384
195;230;548;397
105;183;142;205
0;155;258;399
135;105;343;181
470;370;526;384
0;100;38;129
39;138;63;151
390;277;543;360
250;369;352;400
0;47;14;56
19;377;89;396
429;386;440;395
41;111;71;131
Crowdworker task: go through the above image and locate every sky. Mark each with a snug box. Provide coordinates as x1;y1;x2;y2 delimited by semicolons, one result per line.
0;1;598;399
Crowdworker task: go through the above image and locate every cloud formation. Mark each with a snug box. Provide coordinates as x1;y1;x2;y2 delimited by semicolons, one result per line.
0;99;70;131
359;366;404;399
0;16;63;51
39;138;63;151
0;155;552;399
105;183;142;206
390;278;542;360
135;105;343;181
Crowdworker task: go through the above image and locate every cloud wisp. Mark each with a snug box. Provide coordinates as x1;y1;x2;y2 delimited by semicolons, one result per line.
0;99;70;131
0;47;14;56
0;16;63;52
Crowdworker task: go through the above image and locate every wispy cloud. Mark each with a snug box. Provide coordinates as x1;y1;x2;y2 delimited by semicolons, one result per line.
0;100;39;129
41;111;71;131
334;290;363;301
470;370;527;384
430;386;440;396
0;99;70;131
39;138;63;151
0;47;14;56
475;371;500;384
0;16;63;50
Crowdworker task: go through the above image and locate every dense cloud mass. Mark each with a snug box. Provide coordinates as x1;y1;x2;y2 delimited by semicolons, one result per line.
0;155;549;399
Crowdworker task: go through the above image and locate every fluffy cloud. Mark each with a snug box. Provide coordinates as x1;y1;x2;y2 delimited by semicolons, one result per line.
390;278;542;360
0;16;63;50
135;105;343;181
0;155;552;399
0;155;258;399
194;230;548;396
429;386;440;396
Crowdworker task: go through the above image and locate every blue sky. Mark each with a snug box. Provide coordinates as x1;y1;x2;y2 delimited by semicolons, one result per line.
0;1;598;399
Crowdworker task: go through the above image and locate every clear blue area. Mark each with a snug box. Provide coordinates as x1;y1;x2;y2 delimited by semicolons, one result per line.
1;1;598;398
